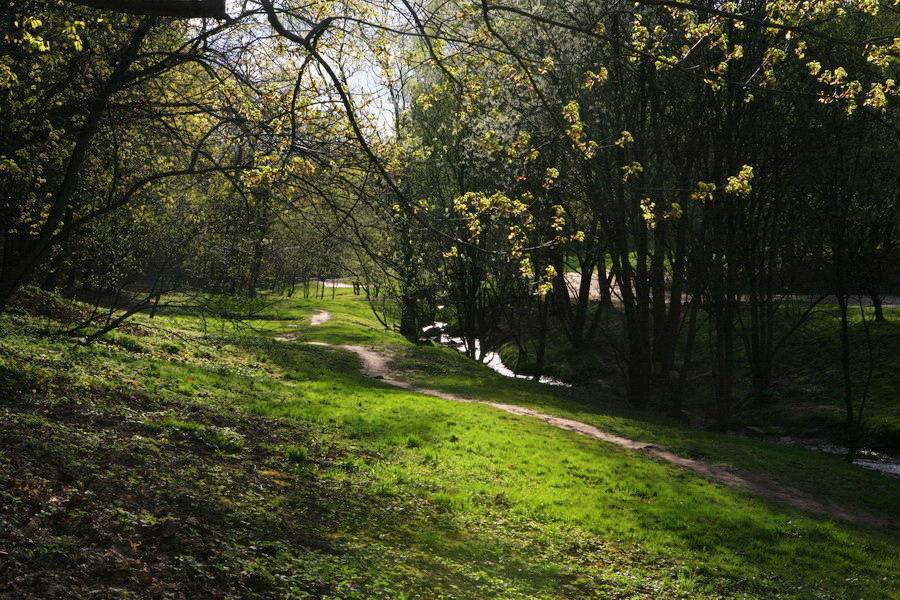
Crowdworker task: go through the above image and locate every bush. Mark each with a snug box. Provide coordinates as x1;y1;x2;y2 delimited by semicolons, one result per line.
866;416;900;452
284;444;308;463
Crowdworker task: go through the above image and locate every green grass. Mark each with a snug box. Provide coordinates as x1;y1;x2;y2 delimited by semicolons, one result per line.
394;342;900;518
1;289;898;598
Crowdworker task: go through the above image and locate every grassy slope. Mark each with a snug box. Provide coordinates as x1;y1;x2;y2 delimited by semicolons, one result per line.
0;290;898;599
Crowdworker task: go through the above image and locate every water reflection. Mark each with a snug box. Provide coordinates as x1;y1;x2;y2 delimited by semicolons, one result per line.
424;322;571;387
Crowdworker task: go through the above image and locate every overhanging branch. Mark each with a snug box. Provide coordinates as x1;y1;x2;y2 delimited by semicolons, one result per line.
65;0;227;19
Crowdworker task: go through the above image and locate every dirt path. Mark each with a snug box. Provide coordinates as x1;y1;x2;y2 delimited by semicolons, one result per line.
310;342;898;531
275;311;331;342
310;310;331;325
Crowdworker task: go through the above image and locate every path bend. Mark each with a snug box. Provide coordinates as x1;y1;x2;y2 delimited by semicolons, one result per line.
310;310;331;325
306;342;898;532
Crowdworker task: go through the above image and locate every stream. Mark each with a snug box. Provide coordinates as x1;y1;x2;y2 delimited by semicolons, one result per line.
423;322;571;387
776;439;900;477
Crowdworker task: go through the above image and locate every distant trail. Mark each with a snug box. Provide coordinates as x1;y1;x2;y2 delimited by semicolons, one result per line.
305;342;898;532
563;271;900;307
274;311;331;343
310;310;331;325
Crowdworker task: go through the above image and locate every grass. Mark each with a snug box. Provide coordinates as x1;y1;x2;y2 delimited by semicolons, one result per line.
394;342;900;518
1;288;898;598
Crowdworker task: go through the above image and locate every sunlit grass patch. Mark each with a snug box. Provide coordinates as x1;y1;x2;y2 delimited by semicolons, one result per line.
1;290;897;598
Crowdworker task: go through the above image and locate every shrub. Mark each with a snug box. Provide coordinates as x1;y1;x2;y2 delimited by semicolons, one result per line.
866;416;900;452
284;444;308;463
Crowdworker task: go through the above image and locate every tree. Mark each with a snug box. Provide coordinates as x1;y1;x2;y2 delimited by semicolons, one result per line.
0;4;246;308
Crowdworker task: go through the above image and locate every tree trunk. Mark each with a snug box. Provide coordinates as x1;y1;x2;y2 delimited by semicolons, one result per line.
713;308;735;430
533;295;549;381
399;291;418;342
626;338;651;409
837;294;857;462
671;296;699;417
597;255;612;306
149;283;164;318
871;291;884;322
569;260;595;349
624;299;652;408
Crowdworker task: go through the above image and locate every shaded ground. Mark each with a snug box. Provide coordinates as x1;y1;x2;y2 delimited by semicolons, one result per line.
0;374;366;598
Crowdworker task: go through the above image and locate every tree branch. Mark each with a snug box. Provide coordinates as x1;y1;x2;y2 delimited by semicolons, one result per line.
64;0;227;19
